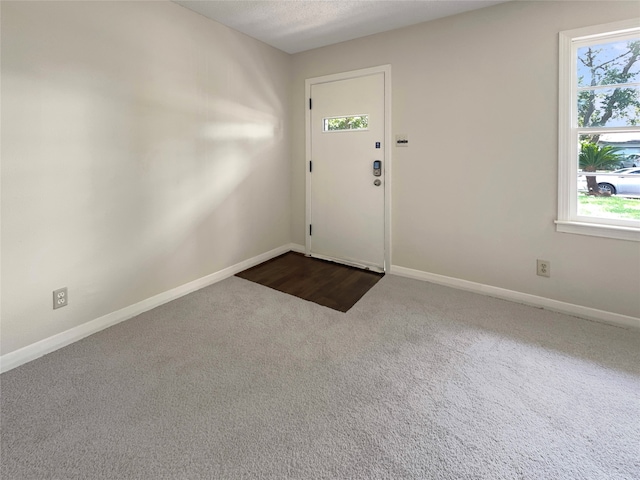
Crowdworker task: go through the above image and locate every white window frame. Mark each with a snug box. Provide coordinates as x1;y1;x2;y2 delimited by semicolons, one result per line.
557;19;640;242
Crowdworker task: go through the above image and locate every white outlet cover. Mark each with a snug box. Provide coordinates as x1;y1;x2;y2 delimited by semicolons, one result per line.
536;260;550;278
53;287;68;309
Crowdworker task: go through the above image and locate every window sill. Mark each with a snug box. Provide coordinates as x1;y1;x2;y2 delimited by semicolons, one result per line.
555;220;640;242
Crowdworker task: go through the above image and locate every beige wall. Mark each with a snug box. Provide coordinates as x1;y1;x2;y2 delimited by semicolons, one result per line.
291;1;640;318
1;1;291;354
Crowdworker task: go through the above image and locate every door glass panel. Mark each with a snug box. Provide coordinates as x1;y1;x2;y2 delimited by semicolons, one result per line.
323;115;369;132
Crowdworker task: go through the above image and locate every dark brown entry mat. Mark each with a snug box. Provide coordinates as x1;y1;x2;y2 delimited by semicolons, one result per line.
236;251;384;312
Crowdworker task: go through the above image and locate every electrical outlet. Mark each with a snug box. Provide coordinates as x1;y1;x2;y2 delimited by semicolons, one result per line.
537;260;550;278
53;287;68;309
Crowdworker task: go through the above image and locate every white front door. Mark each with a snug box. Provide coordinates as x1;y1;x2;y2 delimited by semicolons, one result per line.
307;70;387;272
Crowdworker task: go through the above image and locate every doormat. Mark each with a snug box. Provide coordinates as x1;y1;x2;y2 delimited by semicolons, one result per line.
236;251;383;312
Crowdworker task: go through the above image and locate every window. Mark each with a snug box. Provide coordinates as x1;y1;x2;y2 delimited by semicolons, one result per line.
323;115;368;132
557;19;640;241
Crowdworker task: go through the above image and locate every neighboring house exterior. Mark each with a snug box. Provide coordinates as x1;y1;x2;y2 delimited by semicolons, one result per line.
600;137;640;167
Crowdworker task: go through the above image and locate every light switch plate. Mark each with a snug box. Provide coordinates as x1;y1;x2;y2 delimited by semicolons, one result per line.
395;134;408;147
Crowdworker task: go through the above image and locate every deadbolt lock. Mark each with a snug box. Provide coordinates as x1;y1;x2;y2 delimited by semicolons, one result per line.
373;160;382;176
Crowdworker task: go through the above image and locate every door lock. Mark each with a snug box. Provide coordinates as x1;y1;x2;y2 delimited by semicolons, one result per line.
373;160;382;176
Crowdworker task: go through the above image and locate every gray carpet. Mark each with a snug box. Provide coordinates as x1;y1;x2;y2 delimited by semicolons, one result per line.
1;275;639;479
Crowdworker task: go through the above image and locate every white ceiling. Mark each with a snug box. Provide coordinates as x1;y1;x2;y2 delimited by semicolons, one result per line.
174;0;511;54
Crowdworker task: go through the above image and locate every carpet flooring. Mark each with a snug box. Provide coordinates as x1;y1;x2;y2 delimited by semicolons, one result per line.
1;275;639;479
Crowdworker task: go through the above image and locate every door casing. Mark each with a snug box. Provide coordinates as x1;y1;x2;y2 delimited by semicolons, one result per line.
305;65;392;271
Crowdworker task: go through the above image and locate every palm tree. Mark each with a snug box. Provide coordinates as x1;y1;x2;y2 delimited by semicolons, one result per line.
579;142;623;195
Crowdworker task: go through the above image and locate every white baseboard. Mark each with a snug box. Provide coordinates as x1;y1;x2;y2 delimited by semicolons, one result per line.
0;243;305;374
11;247;627;374
289;243;305;253
390;265;640;331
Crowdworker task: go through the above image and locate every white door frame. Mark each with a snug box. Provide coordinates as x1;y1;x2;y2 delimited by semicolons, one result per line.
305;65;392;271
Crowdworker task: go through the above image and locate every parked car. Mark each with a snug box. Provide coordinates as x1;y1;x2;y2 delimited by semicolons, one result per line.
578;168;640;195
618;154;639;168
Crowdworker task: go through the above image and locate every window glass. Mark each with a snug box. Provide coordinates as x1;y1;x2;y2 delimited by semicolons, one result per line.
577;87;640;127
576;132;640;221
577;40;640;87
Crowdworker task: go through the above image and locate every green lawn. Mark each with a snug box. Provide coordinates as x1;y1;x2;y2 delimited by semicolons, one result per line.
578;195;640;221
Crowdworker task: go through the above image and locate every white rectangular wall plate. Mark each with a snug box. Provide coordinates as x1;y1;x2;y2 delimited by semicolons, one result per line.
395;134;408;147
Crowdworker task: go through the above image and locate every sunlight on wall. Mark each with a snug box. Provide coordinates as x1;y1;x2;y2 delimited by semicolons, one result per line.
203;98;282;142
121;97;285;298
204;122;275;141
